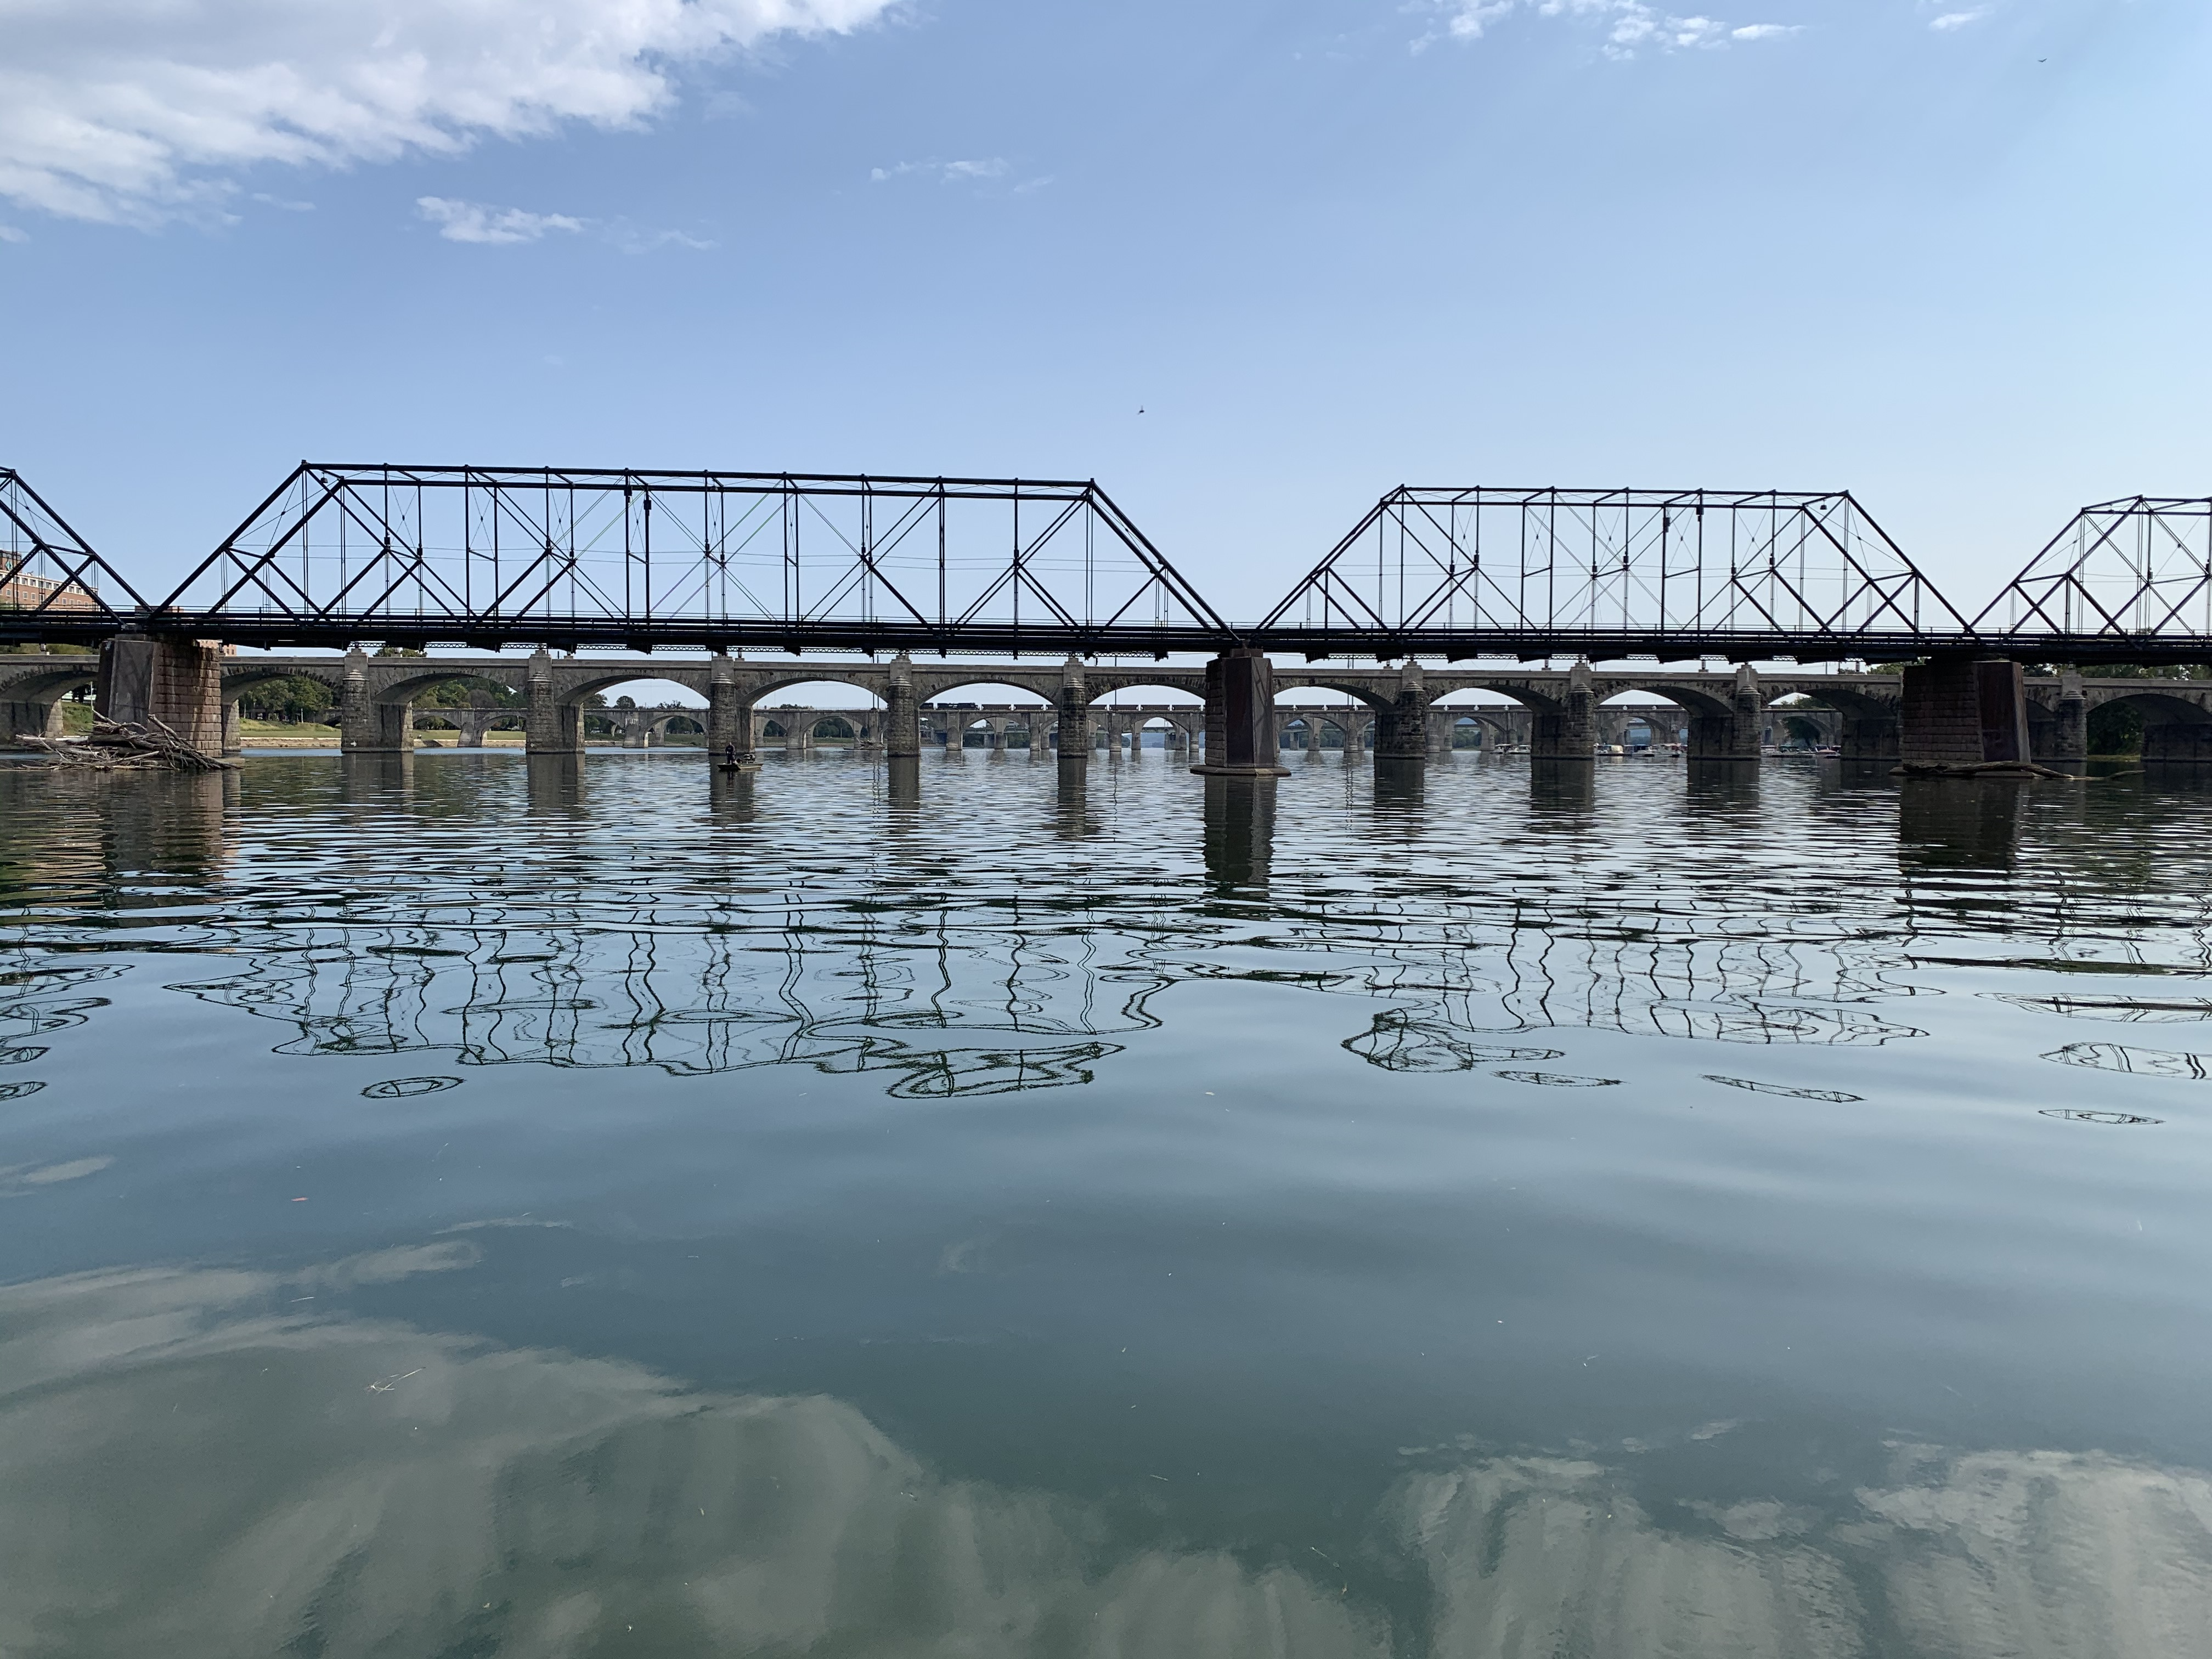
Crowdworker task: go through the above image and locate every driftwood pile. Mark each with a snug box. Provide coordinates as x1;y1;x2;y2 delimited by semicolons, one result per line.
13;718;239;772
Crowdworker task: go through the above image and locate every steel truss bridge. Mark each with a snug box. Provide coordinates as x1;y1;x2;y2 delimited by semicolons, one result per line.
7;464;2212;664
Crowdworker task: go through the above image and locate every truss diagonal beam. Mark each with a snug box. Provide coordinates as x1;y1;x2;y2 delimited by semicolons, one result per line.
148;464;1231;651
0;469;146;634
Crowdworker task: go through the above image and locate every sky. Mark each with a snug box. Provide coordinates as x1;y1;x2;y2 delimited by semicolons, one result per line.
3;0;2207;626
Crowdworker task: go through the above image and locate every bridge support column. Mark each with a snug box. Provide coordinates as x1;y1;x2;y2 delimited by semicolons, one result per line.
708;656;759;769
1;695;63;748
453;705;493;748
97;635;225;757
1372;663;1428;764
1056;656;1090;767
525;650;582;757
884;659;922;761
1685;664;1763;761
1528;661;1596;760
337;647;405;752
1900;655;2028;765
222;699;242;758
1193;648;1289;777
2044;671;2087;763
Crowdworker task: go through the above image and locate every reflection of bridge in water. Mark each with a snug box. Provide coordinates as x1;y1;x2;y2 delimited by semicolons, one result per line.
16;760;2196;1102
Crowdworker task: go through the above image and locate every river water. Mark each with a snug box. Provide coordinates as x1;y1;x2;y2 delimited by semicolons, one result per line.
3;745;2212;1657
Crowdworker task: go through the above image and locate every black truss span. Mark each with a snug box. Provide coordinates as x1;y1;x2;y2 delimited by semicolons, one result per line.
12;462;2212;666
147;463;1228;651
1262;486;1972;645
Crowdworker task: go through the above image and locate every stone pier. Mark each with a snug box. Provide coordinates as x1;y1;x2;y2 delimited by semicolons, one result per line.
525;649;583;757
707;654;758;769
1529;661;1598;760
1684;664;1764;761
1056;655;1090;766
1371;662;1429;762
1900;655;2030;765
96;634;225;757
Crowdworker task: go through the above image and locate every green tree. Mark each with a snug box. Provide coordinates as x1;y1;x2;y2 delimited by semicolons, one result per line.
235;675;337;724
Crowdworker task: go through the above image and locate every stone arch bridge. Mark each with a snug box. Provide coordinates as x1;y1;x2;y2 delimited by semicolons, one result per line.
2;648;2172;765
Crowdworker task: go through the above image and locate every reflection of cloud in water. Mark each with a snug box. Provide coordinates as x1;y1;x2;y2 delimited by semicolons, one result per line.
4;1251;2212;1655
0;1251;1379;1658
1400;1449;2212;1658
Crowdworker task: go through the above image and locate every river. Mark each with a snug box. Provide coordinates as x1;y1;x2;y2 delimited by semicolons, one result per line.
3;746;2210;1656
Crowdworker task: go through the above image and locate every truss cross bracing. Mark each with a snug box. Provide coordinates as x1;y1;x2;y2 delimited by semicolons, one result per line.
149;464;1228;653
1257;487;1972;662
1973;498;2212;658
0;469;144;630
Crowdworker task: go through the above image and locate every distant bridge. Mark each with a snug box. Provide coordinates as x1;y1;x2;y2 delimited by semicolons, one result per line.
7;650;2197;766
8;463;2212;769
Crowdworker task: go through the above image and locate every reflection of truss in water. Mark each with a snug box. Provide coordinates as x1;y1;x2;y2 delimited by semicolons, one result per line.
1155;893;1926;1071
163;913;1169;1096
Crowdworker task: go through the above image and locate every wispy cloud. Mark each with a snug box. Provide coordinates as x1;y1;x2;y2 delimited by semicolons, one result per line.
871;157;1014;185
1423;0;1798;56
1929;8;1991;29
0;0;898;228
0;225;26;244
417;197;584;245
416;196;713;253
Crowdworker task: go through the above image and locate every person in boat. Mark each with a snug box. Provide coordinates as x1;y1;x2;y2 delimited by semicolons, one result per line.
723;744;737;766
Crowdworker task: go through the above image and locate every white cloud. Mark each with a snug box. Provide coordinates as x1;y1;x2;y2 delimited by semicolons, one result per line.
0;225;26;244
417;196;584;245
1929;8;1991;28
871;157;1014;185
415;196;712;252
0;0;896;227
1426;0;1798;55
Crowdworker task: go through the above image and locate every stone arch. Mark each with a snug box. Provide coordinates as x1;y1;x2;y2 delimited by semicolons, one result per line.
369;669;524;704
649;713;705;739
914;674;1060;704
1602;682;1736;721
1760;684;1900;761
1083;683;1203;708
1080;670;1207;701
0;658;102;746
1272;679;1395;711
730;673;886;707
811;715;859;742
218;664;349;721
2085;689;2212;761
1446;711;1512;748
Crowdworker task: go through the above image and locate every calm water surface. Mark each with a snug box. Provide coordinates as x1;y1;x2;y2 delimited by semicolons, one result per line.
4;746;2212;1656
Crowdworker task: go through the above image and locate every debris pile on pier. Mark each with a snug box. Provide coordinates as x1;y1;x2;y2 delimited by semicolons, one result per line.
13;718;238;772
1889;759;2080;781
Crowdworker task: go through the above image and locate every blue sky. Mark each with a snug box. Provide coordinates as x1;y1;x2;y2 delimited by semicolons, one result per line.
2;0;2205;620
